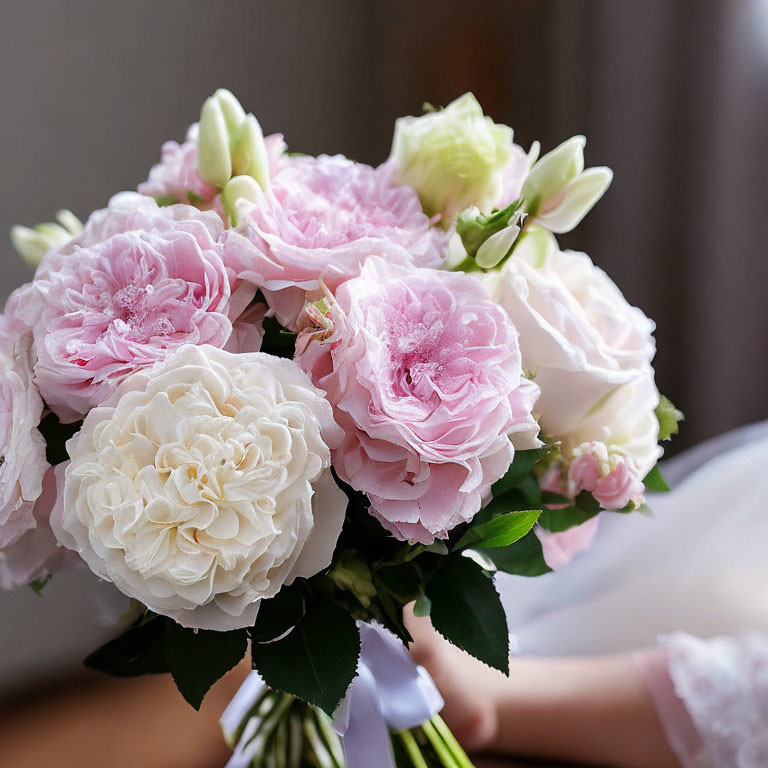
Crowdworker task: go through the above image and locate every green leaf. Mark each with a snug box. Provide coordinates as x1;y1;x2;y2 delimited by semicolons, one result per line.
482;531;552;577
426;556;509;674
251;597;360;716
165;623;248;710
250;583;306;643
28;575;51;595
538;506;598;532
491;448;546;498
153;195;179;207
456;510;541;550
643;464;671;493
259;316;296;359
186;190;204;204
85;616;171;677
656;395;683;441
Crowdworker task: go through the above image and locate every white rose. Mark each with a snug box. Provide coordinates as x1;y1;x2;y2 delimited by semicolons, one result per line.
483;230;661;476
388;93;515;225
52;344;346;630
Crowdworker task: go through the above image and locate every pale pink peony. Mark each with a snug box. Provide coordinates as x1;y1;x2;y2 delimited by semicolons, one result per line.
0;467;74;590
138;124;287;215
297;257;540;544
0;311;60;588
228;155;446;329
567;441;645;511
223;302;269;355
25;193;256;421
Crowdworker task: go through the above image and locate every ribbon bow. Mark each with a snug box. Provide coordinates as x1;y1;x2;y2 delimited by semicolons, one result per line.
221;621;444;768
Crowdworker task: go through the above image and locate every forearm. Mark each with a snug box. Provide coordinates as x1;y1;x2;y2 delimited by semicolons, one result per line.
488;654;682;768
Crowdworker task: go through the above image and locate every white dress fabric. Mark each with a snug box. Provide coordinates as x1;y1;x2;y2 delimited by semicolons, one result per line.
500;421;768;767
661;632;768;768
500;421;768;655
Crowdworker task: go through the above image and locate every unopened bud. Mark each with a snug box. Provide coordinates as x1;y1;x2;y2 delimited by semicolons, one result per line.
221;175;262;225
198;96;233;188
521;135;585;211
10;209;83;267
534;167;613;233
475;224;520;269
232;114;270;190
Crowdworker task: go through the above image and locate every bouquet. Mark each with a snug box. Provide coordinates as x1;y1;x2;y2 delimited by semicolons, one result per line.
1;90;681;767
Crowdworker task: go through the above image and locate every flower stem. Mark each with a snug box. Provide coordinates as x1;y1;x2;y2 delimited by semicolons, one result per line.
421;720;462;768
430;716;474;768
395;729;430;768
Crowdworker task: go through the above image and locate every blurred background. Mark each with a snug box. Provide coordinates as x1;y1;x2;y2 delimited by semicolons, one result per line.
0;1;766;765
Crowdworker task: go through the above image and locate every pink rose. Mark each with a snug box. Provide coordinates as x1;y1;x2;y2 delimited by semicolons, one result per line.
567;441;645;511
484;240;661;478
24;193;254;421
229;155;446;329
138;124;286;214
536;517;600;571
297;257;540;544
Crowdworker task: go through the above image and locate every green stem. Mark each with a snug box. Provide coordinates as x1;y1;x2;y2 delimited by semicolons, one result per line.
303;711;337;768
421;720;462;768
313;707;346;767
287;708;304;768
395;729;430;768
430;716;475;768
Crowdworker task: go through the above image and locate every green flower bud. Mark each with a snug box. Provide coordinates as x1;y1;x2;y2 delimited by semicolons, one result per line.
455;200;523;270
475;223;520;269
10;209;83;267
328;550;377;609
212;88;247;139
390;93;513;226
198;90;271;192
198;96;233;188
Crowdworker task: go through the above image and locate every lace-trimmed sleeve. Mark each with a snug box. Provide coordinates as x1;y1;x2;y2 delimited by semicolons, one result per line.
662;633;768;768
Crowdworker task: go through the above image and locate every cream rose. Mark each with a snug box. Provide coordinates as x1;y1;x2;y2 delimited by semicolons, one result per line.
52;344;346;630
483;231;661;476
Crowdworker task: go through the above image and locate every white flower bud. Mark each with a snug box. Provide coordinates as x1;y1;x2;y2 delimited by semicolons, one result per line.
475;223;520;269
521;136;585;208
213;88;247;138
222;175;262;225
198;96;233;188
534;167;613;233
232;114;270;190
10;209;83;267
389;93;513;226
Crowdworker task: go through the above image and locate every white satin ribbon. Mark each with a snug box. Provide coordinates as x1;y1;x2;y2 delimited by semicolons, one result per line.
221;621;444;768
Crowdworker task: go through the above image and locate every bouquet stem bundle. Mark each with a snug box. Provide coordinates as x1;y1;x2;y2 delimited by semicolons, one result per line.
232;687;474;768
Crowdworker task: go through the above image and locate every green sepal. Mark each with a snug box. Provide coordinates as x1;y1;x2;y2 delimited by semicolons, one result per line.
656;395;684;441
456;200;523;260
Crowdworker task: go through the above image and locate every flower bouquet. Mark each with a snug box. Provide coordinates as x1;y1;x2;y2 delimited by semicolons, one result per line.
1;90;681;767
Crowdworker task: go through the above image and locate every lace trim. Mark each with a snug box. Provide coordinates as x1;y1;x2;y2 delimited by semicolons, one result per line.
662;633;768;768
